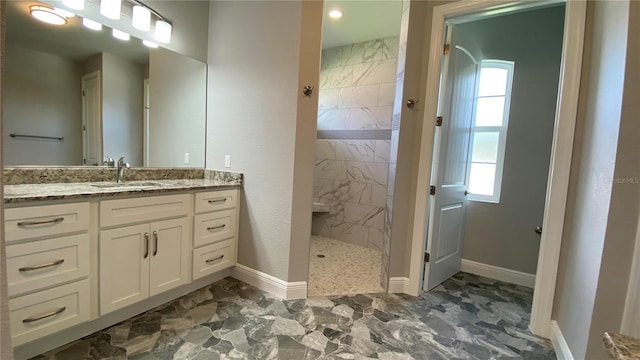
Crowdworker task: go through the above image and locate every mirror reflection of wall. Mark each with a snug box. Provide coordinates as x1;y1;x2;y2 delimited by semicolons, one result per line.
3;1;206;168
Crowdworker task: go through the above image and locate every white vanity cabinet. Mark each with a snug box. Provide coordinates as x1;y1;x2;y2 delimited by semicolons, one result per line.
99;194;191;315
4;202;91;346
192;189;239;280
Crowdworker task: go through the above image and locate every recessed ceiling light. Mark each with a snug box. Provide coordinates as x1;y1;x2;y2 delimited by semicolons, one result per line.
53;8;75;18
30;5;67;25
113;29;130;41
82;18;102;31
142;40;158;48
329;9;343;19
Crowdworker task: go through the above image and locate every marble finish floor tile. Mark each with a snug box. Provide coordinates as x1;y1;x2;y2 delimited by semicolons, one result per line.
308;235;384;297
32;273;555;360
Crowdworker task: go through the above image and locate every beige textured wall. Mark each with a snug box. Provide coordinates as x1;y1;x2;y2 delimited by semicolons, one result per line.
207;0;318;282
553;1;640;358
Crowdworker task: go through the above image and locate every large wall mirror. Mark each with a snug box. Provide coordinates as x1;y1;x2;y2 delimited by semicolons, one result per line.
4;1;206;168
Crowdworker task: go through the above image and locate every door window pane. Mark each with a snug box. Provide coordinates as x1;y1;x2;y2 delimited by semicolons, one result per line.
478;67;508;96
471;132;499;163
469;163;496;196
475;97;505;126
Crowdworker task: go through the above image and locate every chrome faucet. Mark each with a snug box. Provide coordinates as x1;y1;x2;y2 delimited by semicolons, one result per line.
116;157;130;183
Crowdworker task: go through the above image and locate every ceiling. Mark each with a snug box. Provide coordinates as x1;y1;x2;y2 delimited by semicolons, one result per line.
322;0;403;49
6;1;149;64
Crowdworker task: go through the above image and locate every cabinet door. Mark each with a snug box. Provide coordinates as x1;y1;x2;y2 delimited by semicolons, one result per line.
100;224;150;315
149;218;189;297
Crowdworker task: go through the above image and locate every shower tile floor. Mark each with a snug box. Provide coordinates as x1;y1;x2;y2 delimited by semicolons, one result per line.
308;235;384;297
31;273;555;360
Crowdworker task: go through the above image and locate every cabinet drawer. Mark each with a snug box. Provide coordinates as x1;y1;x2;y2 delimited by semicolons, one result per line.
193;240;235;280
195;189;238;214
7;233;89;297
5;203;89;243
100;194;191;227
193;210;236;248
9;279;90;346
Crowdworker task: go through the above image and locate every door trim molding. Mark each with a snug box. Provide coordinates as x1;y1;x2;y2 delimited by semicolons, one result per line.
407;0;586;339
621;219;640;337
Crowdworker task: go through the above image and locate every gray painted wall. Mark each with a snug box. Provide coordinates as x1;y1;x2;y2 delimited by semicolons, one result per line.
3;44;83;165
101;53;145;166
207;1;321;282
456;7;565;274
554;1;640;358
148;48;206;168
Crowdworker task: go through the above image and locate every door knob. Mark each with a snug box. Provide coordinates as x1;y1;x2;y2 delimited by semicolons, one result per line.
535;226;543;235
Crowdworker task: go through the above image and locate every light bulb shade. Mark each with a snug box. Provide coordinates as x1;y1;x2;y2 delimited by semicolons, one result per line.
62;0;84;10
132;6;151;31
82;18;102;31
142;40;158;48
100;0;121;20
154;20;172;44
30;6;66;25
113;29;130;41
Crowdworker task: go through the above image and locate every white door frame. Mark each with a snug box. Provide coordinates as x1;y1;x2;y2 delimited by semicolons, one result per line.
407;0;586;339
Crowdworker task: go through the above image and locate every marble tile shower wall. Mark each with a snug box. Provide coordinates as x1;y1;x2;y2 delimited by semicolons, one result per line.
313;37;399;251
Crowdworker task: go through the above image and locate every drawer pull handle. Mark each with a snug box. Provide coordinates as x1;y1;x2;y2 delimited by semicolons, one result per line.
207;224;226;232
208;198;227;204
206;255;224;264
22;307;66;323
19;259;65;272
144;233;149;259
153;231;158;256
17;217;64;227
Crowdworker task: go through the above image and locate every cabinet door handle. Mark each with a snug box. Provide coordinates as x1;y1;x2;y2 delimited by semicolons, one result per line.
17;217;64;227
19;259;64;272
144;233;149;259
207;224;226;232
208;198;227;204
205;255;224;264
22;307;66;323
153;231;158;256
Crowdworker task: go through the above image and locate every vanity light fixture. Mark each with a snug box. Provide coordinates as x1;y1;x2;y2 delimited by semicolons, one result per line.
30;5;69;25
154;19;172;44
328;9;343;19
62;0;84;10
82;17;103;31
142;39;158;48
100;0;121;20
132;5;151;31
112;29;130;41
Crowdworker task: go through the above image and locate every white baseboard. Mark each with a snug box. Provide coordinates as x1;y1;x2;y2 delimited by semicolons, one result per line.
550;320;574;360
388;277;410;294
461;259;536;288
231;264;307;300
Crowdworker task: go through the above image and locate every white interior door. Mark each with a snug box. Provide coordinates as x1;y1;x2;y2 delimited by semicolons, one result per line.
423;42;478;291
82;71;102;166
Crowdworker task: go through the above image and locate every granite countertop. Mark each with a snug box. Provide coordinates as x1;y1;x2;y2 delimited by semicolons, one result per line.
604;332;640;360
5;179;241;204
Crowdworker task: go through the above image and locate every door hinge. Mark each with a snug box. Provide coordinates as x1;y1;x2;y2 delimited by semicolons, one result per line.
436;116;443;127
424;252;430;263
83;125;86;131
444;44;450;55
83;158;86;165
82;90;86;96
430;185;436;195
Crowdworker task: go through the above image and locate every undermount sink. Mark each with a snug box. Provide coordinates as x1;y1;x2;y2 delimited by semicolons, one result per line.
91;182;162;189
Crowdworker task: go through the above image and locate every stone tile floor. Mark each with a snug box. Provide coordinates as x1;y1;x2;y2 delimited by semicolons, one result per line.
308;236;384;296
32;273;555;359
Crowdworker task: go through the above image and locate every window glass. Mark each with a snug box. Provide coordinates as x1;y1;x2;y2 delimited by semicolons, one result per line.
475;97;505;126
471;132;499;163
469;163;496;195
478;67;508;96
